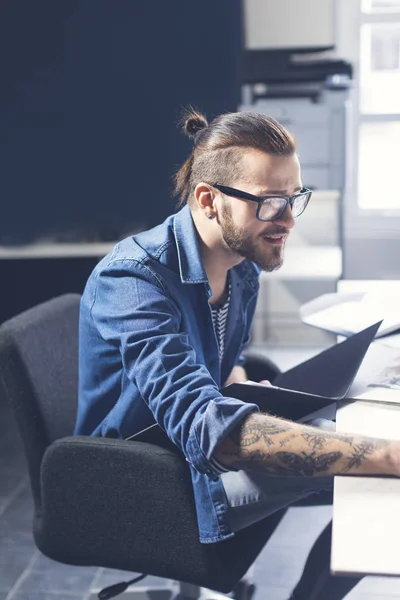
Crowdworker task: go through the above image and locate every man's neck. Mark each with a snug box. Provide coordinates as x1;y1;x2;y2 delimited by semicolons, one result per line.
191;210;243;304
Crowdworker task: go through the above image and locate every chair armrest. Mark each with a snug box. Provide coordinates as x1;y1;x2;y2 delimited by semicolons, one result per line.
37;436;214;582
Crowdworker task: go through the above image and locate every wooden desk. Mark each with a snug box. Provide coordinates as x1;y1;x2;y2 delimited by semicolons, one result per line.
331;280;400;577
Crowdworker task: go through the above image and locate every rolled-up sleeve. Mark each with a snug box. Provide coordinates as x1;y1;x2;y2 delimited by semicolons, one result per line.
91;259;259;476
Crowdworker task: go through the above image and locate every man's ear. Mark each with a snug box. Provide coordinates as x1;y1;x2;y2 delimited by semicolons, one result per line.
194;183;217;219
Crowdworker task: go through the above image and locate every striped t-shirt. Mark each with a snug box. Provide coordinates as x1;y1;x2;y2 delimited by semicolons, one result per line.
210;280;231;361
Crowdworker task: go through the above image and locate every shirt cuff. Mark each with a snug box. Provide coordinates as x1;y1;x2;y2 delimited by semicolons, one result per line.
186;398;260;477
209;456;231;474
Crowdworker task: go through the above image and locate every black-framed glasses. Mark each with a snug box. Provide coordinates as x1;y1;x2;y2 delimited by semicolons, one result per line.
210;183;312;222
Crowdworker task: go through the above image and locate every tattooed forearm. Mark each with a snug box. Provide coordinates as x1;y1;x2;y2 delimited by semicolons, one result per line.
213;412;397;478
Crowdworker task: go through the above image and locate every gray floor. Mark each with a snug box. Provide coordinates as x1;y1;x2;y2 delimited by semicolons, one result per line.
1;347;400;600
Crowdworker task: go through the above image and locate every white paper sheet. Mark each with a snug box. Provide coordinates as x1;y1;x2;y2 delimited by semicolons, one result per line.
301;291;400;338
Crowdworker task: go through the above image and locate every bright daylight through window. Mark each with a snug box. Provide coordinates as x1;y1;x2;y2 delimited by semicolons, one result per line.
358;0;400;209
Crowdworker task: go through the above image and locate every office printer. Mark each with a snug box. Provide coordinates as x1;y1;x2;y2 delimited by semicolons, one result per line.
240;46;353;191
242;47;353;103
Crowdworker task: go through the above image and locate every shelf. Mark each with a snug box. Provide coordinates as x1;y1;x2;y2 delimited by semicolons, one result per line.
0;242;117;260
0;242;342;282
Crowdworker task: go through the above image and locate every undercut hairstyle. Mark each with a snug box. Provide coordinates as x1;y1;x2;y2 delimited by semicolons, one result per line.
174;108;296;209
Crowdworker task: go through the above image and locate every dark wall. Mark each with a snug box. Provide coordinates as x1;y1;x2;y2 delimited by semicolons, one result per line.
0;0;243;245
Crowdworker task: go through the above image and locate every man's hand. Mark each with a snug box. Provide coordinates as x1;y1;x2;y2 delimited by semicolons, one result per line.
242;379;271;386
224;363;272;387
224;365;248;386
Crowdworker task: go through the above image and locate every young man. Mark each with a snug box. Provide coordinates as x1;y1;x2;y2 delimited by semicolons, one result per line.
75;110;399;599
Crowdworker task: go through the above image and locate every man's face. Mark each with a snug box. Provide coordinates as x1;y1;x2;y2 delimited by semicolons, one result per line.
216;149;301;272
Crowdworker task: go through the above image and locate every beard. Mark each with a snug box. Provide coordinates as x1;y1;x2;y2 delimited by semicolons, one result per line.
219;201;287;272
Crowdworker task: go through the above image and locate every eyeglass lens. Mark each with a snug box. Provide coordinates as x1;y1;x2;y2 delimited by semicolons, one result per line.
258;193;309;220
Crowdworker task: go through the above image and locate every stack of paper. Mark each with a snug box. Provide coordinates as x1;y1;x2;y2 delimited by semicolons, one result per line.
300;291;400;339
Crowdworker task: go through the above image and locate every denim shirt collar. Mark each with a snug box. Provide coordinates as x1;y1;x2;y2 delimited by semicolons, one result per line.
173;205;208;285
173;205;260;292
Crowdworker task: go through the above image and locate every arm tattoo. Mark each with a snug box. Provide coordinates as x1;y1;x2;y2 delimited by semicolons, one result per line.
279;436;292;448
345;441;376;471
231;417;292;449
302;432;355;451
276;450;342;476
335;434;355;445
302;432;331;451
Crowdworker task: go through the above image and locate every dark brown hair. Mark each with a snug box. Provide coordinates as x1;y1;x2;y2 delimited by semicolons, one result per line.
174;107;296;208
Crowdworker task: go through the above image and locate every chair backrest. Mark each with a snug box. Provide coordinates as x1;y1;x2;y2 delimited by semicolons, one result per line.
0;294;81;508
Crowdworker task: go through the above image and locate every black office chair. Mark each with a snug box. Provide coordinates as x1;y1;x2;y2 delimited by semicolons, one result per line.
0;294;284;600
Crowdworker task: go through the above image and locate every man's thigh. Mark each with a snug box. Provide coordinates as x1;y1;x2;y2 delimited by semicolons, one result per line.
222;468;333;532
221;417;335;533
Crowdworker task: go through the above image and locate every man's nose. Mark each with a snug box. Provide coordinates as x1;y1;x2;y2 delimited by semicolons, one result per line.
274;204;295;229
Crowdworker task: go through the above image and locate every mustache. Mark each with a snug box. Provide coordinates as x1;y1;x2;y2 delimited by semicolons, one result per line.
259;226;290;237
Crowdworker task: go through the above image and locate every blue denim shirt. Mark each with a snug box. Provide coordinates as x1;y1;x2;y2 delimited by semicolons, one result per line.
75;205;260;543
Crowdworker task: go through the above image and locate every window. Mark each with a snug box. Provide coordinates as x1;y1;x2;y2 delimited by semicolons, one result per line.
358;121;400;208
360;23;400;113
357;1;400;210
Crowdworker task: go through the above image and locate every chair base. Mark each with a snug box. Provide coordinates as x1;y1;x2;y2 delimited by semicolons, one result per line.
176;582;232;599
89;580;256;600
89;587;171;600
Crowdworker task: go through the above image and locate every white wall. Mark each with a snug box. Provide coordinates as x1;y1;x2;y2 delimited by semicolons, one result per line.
244;0;336;50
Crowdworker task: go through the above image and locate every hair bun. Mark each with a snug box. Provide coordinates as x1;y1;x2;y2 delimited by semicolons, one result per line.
182;109;208;139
